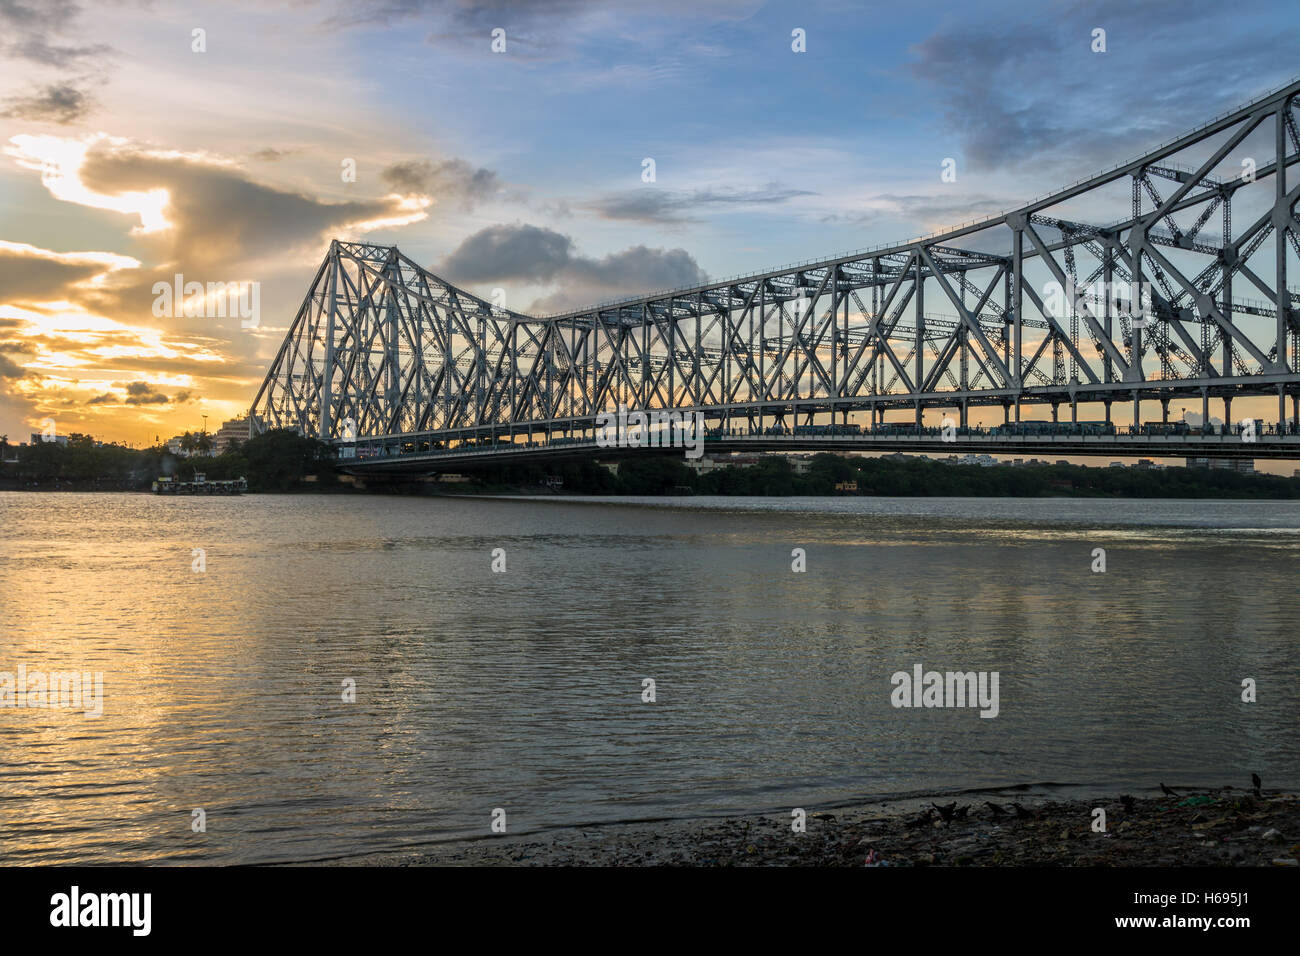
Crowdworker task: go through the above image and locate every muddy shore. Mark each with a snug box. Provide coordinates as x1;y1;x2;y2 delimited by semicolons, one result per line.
344;786;1300;867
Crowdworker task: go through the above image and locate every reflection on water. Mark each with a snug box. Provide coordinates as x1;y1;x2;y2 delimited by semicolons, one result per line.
0;491;1297;864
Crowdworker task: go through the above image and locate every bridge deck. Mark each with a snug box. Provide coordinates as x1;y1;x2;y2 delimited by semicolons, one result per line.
341;431;1299;474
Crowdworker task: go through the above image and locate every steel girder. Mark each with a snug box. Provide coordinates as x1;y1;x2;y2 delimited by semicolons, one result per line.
251;79;1300;442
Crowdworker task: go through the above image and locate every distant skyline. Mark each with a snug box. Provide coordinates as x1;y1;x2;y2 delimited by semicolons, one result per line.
2;0;1298;446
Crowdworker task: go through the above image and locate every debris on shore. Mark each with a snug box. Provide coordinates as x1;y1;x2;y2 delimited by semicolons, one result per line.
365;786;1299;867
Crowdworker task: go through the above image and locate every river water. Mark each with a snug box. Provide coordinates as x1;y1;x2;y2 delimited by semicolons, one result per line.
1;491;1297;864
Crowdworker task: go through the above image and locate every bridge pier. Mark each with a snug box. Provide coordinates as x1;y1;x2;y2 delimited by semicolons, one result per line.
1224;395;1233;430
1161;398;1170;424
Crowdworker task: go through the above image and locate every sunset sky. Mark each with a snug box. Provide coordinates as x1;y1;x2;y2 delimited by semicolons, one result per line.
1;0;1297;447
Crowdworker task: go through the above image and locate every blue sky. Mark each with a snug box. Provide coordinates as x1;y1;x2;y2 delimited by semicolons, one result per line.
1;0;1297;442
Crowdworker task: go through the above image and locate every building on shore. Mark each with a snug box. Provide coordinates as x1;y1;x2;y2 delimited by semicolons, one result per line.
685;453;763;474
1185;457;1254;474
942;453;997;467
214;416;252;453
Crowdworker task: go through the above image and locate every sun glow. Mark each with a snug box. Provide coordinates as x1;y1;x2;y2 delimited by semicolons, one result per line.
5;134;172;233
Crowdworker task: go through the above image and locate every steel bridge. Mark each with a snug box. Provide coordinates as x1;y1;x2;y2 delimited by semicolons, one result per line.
251;78;1300;471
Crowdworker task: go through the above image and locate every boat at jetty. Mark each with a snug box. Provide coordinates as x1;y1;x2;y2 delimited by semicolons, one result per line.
152;472;247;495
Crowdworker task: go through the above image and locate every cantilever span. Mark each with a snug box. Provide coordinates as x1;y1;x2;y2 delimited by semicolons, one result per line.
251;79;1300;465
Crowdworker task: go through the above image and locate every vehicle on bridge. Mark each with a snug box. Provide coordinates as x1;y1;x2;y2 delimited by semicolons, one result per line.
1138;422;1192;437
991;420;1117;437
765;423;863;437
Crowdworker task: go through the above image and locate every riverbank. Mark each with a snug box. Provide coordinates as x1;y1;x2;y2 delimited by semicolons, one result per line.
347;786;1299;867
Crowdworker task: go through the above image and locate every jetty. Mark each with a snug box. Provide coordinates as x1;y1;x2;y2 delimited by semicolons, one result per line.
152;472;247;495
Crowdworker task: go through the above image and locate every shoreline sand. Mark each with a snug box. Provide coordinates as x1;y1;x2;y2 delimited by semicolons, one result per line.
328;787;1299;867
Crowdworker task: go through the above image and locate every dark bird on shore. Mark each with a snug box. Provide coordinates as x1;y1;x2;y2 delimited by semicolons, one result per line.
1120;795;1135;814
905;809;935;829
1012;802;1034;820
1160;782;1179;797
1251;773;1262;797
985;801;1007;818
931;801;958;823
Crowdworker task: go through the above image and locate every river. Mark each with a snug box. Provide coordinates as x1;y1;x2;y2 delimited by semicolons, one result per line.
1;491;1296;864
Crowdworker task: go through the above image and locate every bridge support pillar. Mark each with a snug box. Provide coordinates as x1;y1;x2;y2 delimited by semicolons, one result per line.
1293;394;1298;433
1224;396;1233;430
1132;394;1140;428
1280;384;1287;433
1051;403;1059;423
1201;390;1209;430
960;399;968;428
1070;397;1078;423
1104;400;1112;424
1161;399;1169;424
1003;403;1011;425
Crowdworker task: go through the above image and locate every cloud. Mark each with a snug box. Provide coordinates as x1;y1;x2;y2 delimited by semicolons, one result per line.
77;145;427;268
1;83;95;124
249;147;299;162
585;183;814;224
381;158;502;208
0;0;111;68
6;135;429;276
819;193;1010;229
0;352;34;379
327;0;609;42
436;222;708;313
87;380;193;406
324;0;757;65
905;0;1300;172
0;240;140;304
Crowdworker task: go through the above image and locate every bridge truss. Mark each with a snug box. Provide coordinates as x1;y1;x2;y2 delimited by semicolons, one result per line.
251;79;1300;447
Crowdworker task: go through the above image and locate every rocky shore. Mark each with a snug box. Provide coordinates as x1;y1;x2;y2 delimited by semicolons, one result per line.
359;786;1299;867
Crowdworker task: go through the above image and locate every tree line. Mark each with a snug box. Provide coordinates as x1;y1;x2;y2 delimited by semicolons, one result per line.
0;429;335;492
475;453;1300;499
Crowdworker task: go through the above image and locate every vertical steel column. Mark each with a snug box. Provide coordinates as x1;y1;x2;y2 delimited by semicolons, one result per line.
915;253;924;428
320;240;338;439
1277;100;1290;424
1012;228;1023;422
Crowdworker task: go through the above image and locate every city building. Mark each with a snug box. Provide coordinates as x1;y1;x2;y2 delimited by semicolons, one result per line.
1185;457;1254;474
685;454;762;474
785;454;813;475
214;416;252;453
